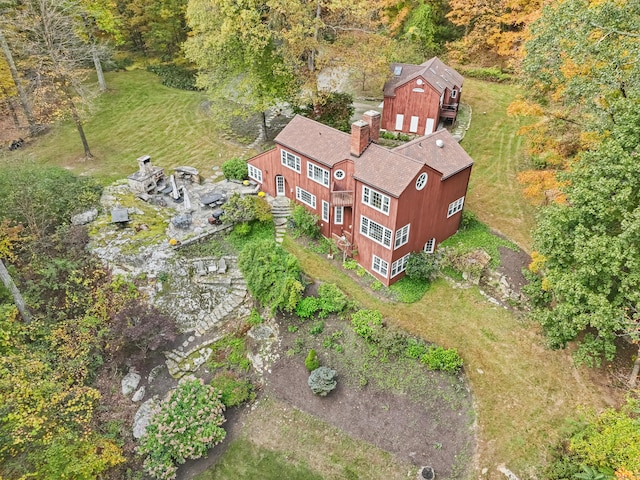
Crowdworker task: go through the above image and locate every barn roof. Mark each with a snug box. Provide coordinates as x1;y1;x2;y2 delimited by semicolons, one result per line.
383;57;464;97
273;115;473;197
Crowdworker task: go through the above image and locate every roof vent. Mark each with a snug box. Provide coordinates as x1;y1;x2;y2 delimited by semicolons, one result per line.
436;139;444;148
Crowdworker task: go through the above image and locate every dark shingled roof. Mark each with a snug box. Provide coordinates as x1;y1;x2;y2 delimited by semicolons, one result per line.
274;115;473;197
384;56;464;97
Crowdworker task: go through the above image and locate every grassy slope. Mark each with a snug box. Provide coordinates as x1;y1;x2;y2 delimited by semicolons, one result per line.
461;78;537;252
20;69;249;184
285;238;618;479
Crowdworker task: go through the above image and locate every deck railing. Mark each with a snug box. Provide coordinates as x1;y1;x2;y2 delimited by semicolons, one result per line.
331;190;353;206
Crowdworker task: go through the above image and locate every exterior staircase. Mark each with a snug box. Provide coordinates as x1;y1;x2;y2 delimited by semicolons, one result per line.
271;196;292;244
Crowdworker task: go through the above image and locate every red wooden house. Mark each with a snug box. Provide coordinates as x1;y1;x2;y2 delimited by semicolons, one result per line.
381;57;463;136
247;111;473;286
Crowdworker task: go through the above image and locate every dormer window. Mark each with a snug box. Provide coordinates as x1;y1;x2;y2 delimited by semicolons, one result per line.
451;89;458;99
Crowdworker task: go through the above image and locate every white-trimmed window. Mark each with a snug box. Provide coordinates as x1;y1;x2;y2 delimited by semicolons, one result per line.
334;206;343;225
307;162;330;187
322;200;329;222
424;238;436;253
362;186;390;214
447;196;465;217
281;149;301;173
334;169;345;180
372;255;389;278
247;164;262;183
394;224;410;249
416;172;428;190
451;89;458;99
296;186;316;209
360;216;392;248
391;253;411;278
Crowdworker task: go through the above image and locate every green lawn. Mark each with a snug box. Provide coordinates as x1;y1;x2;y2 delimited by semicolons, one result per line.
460;78;537;252
12;69;249;185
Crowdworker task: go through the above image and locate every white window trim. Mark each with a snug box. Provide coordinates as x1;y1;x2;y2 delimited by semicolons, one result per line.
362;186;390;215
281;149;301;173
447;196;465;218
424;238;436;253
409;116;419;133
322;200;329;222
394;224;410;249
296;186;316;209
307;161;330;187
416;172;428;190
395;114;404;131
372;255;389;278
334;206;343;225
360;215;392;249
334;169;345;180
451;89;458;99
247;164;262;183
391;253;411;278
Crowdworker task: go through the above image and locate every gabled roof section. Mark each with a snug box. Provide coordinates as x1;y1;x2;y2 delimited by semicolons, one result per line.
384;56;464;97
272;115;473;197
393;129;474;180
274;115;350;168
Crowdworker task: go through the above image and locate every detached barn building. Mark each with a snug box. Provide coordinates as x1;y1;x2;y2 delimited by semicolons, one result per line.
382;57;463;136
247;111;473;286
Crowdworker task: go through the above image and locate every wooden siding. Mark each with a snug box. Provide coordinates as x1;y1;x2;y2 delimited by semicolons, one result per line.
248;141;472;287
382;79;462;134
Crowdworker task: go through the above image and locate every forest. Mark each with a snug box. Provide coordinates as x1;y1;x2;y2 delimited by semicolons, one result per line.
1;0;640;479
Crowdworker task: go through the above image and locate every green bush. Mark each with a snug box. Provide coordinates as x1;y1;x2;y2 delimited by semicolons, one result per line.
221;158;248;181
295;296;320;320
370;280;383;291
309;320;324;335
404;338;429;359
351;309;384;343
305;349;320;371
342;259;358;270
289;205;321;239
247;308;263;326
238;239;303;313
405;251;439;282
207;335;251;372
210;371;255;407
146;63;199;90
293;91;354;132
317;283;348;318
308;366;337;396
137;379;226;480
420;346;463;373
456;66;513;82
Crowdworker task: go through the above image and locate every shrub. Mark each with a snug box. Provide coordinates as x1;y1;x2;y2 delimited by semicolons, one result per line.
351;309;384;343
405;251;439;282
295;296;320;320
342;259;358;270
293;91;354;132
233;222;251;236
370;280;383;291
137;379;226;480
404;339;429;359
317;283;348;318
305;349;320;371
289;205;321;239
308;366;337;396
146;63;199;90
221;158;248;181
210;371;255;407
309;320;324;335
456;66;512;83
207;335;251;372
238;239;303;313
420;346;463;373
247;308;263;326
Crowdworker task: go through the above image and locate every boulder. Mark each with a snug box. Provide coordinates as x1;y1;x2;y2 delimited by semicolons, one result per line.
121;371;141;396
71;208;98;226
132;386;146;402
133;397;159;439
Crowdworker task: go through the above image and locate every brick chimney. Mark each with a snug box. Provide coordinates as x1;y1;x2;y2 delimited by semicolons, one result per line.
350;120;370;157
362;110;381;143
